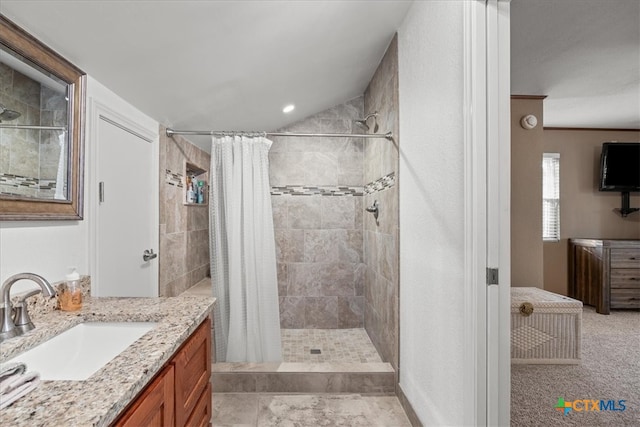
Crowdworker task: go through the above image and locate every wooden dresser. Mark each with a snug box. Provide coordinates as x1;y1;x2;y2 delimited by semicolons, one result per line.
568;239;640;314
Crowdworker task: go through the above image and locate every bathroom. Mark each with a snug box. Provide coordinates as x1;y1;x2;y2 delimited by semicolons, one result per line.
0;2;513;426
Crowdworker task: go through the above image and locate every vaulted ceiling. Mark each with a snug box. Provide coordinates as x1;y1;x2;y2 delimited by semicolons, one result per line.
1;1;412;151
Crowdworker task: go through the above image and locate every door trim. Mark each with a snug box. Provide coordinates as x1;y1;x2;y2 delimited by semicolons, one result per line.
497;1;512;425
87;77;159;297
463;1;511;424
463;1;488;425
485;0;512;425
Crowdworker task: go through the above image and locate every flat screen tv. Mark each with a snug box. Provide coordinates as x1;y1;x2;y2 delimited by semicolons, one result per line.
599;142;640;192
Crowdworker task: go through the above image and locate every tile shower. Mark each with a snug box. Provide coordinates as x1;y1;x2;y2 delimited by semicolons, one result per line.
270;96;371;365
270;96;366;331
269;36;399;372
205;36;398;393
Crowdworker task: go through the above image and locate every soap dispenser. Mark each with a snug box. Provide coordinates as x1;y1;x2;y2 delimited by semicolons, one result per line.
59;267;82;311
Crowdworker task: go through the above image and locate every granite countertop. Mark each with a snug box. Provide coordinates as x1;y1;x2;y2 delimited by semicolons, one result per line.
0;294;215;427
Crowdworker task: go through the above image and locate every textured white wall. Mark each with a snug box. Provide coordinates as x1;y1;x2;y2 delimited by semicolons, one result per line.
398;1;466;425
0;221;89;294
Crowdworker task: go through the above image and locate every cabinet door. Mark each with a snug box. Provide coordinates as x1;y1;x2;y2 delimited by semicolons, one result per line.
174;318;212;427
185;383;212;427
114;364;175;427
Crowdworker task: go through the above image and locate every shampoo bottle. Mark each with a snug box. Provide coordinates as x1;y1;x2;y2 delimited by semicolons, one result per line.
60;267;82;311
187;181;196;204
197;181;204;204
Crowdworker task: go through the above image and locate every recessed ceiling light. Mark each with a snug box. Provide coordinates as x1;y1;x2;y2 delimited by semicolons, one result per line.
282;104;295;113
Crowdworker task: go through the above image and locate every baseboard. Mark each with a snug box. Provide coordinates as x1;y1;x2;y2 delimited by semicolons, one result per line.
397;383;423;427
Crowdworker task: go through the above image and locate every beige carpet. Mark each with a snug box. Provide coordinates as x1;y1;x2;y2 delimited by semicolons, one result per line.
511;306;640;426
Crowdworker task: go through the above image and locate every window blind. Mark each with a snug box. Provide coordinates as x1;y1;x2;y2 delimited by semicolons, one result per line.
542;153;560;241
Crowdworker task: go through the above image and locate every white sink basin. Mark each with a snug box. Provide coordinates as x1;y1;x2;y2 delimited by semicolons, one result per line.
2;322;157;381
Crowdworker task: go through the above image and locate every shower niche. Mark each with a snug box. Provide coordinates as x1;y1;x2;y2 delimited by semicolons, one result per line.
184;162;207;206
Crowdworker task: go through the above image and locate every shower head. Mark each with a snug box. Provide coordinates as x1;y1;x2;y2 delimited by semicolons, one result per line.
0;104;21;122
354;112;379;133
354;119;369;131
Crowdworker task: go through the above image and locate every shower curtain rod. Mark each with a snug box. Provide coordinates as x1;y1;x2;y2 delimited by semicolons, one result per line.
0;124;67;131
165;128;393;140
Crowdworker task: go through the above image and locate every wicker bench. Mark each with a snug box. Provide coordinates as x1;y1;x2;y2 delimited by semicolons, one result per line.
511;287;582;364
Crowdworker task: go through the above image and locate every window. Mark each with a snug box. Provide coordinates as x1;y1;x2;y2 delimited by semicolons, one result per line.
542;153;560;241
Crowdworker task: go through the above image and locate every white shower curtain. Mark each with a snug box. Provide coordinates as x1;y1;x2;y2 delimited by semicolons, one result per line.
54;131;66;200
209;135;282;363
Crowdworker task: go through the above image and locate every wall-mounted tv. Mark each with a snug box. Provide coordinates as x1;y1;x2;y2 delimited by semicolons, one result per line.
599;142;640;192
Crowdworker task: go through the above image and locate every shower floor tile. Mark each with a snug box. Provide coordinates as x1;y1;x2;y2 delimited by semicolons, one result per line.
281;329;382;363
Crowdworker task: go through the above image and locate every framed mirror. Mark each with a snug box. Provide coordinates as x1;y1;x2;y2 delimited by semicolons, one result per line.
0;15;85;220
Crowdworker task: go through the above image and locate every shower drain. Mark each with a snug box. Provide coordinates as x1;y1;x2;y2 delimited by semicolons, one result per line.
310;349;321;355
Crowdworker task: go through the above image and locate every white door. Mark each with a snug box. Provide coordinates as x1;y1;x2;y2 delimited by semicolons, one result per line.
94;116;158;297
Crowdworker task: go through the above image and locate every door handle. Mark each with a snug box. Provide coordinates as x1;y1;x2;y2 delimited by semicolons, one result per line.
143;249;157;262
99;182;104;203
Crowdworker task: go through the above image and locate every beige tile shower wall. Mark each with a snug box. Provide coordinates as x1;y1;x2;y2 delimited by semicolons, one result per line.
0;64;66;198
159;125;211;297
0;65;40;198
271;98;366;329
363;35;400;370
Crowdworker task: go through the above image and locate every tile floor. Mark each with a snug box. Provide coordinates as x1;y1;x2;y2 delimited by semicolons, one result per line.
281;329;382;363
212;393;412;426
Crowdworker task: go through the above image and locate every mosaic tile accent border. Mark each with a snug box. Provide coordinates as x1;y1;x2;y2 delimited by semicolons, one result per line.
364;172;395;194
271;185;363;196
0;173;58;190
194;173;395;196
165;169;184;188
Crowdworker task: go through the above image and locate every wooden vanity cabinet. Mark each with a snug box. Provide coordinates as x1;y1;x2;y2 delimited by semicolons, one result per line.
113;317;212;427
114;365;175;427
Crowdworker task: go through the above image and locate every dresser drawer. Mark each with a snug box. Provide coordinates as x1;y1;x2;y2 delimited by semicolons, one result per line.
610;269;640;288
611;288;640;308
610;249;640;268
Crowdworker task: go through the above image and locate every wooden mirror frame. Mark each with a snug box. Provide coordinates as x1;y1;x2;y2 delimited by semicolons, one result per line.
0;15;86;220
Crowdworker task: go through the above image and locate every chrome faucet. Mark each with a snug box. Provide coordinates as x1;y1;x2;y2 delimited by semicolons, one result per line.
0;273;56;342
